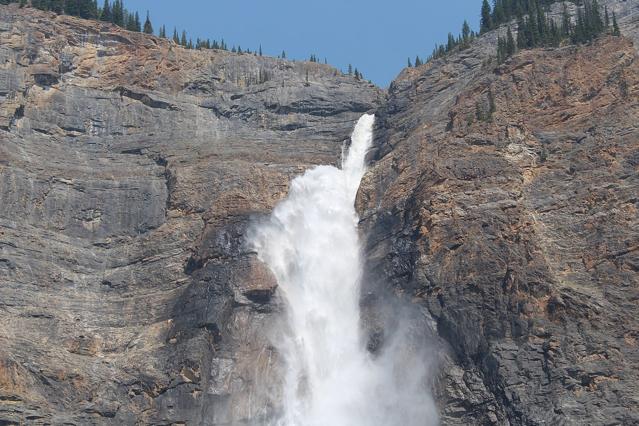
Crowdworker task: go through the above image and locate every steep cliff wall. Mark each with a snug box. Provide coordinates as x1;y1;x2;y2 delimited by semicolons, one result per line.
0;4;383;424
358;1;639;424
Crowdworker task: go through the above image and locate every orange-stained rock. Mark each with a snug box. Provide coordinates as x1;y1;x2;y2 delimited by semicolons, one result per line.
359;31;639;426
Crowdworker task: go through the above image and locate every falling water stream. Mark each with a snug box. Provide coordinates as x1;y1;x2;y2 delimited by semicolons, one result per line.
251;115;436;426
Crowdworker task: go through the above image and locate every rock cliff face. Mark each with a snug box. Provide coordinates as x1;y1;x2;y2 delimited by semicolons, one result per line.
0;4;383;424
358;1;639;424
1;1;638;425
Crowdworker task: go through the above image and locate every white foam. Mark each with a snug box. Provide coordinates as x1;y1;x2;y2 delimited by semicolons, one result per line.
250;114;436;426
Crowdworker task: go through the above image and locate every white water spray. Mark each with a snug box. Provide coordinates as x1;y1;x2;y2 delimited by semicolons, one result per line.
251;115;437;426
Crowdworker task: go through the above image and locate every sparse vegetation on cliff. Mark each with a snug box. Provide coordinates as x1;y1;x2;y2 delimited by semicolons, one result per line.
419;0;620;67
0;0;362;77
496;0;617;64
425;20;478;62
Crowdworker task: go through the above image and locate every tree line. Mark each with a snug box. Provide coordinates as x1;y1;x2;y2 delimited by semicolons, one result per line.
1;0;364;78
480;0;558;33
496;0;621;63
414;0;621;67
424;20;478;63
0;0;150;32
1;0;235;51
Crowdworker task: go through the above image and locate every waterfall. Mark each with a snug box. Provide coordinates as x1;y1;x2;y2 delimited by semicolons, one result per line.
250;114;437;426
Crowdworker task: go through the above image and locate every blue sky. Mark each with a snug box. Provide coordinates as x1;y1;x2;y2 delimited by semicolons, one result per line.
122;0;481;87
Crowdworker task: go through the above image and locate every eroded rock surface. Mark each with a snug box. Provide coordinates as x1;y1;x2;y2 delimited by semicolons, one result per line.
358;12;639;426
0;4;382;424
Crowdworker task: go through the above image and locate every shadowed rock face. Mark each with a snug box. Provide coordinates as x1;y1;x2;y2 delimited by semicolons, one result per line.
2;1;639;425
358;6;639;424
0;4;383;424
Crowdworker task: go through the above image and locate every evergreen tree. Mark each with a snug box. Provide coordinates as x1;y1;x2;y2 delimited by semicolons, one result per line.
506;26;516;56
258;45;262;56
406;58;412;68
573;6;585;42
159;24;166;38
172;27;179;44
529;5;540;46
536;1;546;43
612;11;620;36
488;89;496;117
143;11;153;34
51;0;64;14
475;101;485;122
516;17;526;48
281;50;286;59
497;35;506;63
64;0;99;19
447;32;456;51
135;11;141;31
65;0;80;17
112;0;123;26
87;0;98;18
415;55;423;66
100;0;111;22
348;63;353;74
590;0;604;35
180;30;187;46
481;0;492;33
562;3;571;37
125;11;136;31
462;20;471;44
493;0;505;25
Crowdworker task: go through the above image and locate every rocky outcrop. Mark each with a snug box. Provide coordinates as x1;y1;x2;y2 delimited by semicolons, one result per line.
0;4;383;424
358;3;639;423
